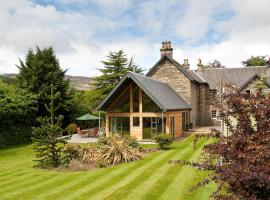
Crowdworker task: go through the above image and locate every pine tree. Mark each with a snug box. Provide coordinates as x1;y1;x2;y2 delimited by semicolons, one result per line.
32;85;67;168
17;47;72;124
91;50;143;108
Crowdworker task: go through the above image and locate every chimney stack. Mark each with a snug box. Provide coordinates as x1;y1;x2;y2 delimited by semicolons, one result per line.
160;41;173;58
183;58;190;70
197;58;203;70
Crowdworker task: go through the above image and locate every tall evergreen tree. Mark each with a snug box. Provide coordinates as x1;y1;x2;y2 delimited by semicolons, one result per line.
17;47;72;124
91;50;143;108
32;85;67;168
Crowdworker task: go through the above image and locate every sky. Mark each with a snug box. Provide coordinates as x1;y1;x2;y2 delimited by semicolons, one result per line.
0;0;270;76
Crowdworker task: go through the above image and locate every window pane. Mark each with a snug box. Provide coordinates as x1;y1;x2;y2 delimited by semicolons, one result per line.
109;89;130;112
143;117;152;139
109;117;130;136
133;84;139;112
143;117;165;139
142;92;161;112
133;117;140;127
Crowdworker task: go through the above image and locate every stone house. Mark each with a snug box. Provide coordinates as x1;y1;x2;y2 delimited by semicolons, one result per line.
97;41;270;140
196;63;270;121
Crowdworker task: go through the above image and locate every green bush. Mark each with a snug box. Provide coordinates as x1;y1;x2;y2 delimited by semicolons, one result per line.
61;144;80;167
66;123;77;135
97;135;142;166
154;134;173;150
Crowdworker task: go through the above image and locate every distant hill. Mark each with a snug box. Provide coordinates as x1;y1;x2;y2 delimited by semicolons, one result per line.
65;75;93;91
0;73;93;91
0;74;17;84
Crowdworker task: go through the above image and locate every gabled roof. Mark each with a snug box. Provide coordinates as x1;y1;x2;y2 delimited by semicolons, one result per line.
96;71;191;111
196;66;270;90
239;74;270;90
146;55;206;84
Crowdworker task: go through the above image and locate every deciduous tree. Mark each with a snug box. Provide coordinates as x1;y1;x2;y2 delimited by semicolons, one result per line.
170;81;270;200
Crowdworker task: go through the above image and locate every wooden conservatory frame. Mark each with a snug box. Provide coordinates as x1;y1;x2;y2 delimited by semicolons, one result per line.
104;82;190;140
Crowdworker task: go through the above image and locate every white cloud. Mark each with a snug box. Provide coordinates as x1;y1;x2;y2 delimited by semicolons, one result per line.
0;0;270;76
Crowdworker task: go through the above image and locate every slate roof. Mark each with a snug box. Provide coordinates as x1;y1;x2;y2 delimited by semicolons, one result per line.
146;55;206;84
195;66;270;90
96;71;191;111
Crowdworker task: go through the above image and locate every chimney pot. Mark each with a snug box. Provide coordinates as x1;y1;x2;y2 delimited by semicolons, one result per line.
160;41;173;58
183;58;190;70
197;58;203;70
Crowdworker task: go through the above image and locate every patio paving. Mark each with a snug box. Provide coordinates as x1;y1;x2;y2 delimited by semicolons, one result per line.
68;134;156;144
68;134;98;143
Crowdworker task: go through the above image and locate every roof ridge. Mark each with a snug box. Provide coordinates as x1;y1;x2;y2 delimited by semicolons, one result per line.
128;71;171;85
194;65;270;71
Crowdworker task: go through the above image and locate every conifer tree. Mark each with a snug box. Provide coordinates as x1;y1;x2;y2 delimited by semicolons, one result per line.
17;47;72;124
90;50;143;108
32;85;67;168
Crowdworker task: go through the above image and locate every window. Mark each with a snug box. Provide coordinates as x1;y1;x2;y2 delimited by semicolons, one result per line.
142;117;166;139
109;117;130;136
211;110;217;119
142;92;161;112
133;84;139;112
133;117;140;127
108;88;130;112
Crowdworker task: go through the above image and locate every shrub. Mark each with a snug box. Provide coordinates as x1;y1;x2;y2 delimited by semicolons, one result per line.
97;135;108;146
123;135;140;148
79;145;98;164
66;123;77;135
61;144;80;167
97;135;142;166
154;134;173;150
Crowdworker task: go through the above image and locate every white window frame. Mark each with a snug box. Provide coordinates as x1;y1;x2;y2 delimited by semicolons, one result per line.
211;110;217;119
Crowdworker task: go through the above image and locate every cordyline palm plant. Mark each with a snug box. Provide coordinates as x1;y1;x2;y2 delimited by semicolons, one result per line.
97;135;142;166
170;80;270;200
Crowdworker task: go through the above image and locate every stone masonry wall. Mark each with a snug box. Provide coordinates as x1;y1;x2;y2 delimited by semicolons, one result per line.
149;59;191;103
198;84;213;126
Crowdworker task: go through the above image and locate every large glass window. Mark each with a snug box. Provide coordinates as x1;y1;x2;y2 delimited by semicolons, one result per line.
109;88;130;112
133;84;139;112
109;117;130;136
143;117;166;139
142;92;161;112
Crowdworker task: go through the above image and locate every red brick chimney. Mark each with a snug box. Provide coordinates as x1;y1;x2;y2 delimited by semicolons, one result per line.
160;41;173;58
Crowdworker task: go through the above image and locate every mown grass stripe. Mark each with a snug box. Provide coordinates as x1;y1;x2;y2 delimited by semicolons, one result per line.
0;165;33;177
143;139;207;200
0;172;44;189
82;139;194;200
4;173;81;199
54;151;161;200
36;166;123;200
102;140;193;200
0;174;55;196
115;139;205;200
64;145;180;199
0;135;217;200
159;139;217;200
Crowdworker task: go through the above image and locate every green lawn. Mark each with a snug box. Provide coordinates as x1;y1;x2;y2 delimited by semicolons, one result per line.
0;135;216;200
